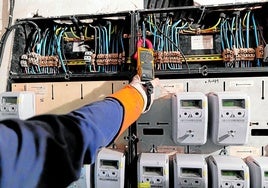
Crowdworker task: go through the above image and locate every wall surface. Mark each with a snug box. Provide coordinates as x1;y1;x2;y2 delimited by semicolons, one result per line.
13;0;143;18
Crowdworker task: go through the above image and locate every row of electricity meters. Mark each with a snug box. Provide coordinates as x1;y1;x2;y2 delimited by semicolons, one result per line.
172;91;250;145
0;90;250;146
69;147;268;188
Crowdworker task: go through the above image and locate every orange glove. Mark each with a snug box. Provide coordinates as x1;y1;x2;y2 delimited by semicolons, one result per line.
108;75;159;136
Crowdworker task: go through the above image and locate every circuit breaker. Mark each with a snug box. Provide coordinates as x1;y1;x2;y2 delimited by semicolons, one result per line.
172;92;208;145
207;92;250;145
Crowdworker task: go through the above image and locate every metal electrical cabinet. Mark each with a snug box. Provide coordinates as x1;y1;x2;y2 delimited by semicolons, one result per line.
6;1;268;187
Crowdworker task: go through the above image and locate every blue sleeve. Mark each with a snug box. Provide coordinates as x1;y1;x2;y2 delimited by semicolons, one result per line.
0;98;123;188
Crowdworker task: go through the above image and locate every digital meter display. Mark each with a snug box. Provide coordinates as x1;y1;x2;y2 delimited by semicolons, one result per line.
100;160;118;169
2;96;17;104
181;100;202;108
222;99;245;108
181;168;202;177
221;170;244;180
144;166;163;176
264;171;268;178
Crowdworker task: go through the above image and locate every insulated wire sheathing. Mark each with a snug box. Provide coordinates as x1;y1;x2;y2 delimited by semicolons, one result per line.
252;13;260;66
146;19;162;50
142;21;146;47
201;17;221;32
246;11;251;67
70;27;80;39
146;17;158;50
246;11;251;49
224;20;230;49
220;18;226;50
230;17;235;48
238;18;244;48
171;19;181;51
0;20;40;67
56;27;68;73
42;28;50;56
235;13;240;48
165;20;171;52
152;20;189;72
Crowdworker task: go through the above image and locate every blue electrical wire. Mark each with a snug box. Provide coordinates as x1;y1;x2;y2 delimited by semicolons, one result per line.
246;11;250;49
224;20;230;49
145;19;162;50
95;26;102;54
252;13;260;66
107;21;111;48
230;16;235;48
235;16;240;48
175;22;188;50
220;19;225;50
142;21;146;47
160;24;165;51
238;18;243;48
164;19;171;52
100;27;106;54
56;27;67;73
171;19;181;51
120;29;124;53
246;11;251;67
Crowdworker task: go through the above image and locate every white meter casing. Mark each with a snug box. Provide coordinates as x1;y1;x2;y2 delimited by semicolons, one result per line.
207;155;250;188
173;153;208;188
207;92;250;145
95;147;125;188
172;92;208;145
0;91;35;120
245;156;268;188
67;165;92;188
137;152;170;188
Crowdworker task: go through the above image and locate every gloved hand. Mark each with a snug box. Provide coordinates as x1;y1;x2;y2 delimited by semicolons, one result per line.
130;74;160;113
108;75;160;136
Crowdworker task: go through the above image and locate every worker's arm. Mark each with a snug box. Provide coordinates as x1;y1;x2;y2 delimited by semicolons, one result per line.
0;76;159;187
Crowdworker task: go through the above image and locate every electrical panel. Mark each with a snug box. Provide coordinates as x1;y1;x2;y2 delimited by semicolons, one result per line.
207;92;250;145
8;1;268;82
206;155;250;188
9;12;134;82
173;153;208;188
4;1;268;188
137;2;268;77
172;92;208;145
0;91;35;120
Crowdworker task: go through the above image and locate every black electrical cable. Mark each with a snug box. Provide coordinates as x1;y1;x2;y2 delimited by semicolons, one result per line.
0;20;40;67
0;0;15;67
8;0;15;28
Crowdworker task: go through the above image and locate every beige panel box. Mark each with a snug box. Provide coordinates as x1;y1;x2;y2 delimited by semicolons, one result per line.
12;81;127;115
